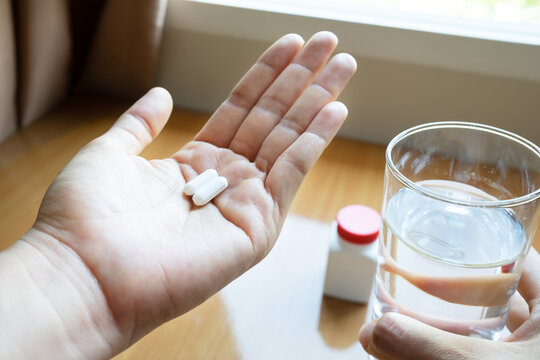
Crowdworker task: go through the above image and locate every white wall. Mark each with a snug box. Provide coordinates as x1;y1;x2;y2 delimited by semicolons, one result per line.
156;8;540;145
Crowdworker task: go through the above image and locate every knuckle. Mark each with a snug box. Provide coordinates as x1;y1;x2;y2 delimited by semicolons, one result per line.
258;93;290;118
279;118;303;138
227;91;252;111
370;313;404;355
281;153;309;177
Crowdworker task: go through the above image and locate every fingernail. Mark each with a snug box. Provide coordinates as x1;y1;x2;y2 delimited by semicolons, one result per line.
359;321;376;349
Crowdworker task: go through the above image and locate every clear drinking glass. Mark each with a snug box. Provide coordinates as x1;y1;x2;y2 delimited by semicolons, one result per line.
369;121;540;341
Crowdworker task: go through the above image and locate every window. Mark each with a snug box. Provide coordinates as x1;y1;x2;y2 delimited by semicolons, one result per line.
170;0;540;81
160;0;540;144
255;0;540;25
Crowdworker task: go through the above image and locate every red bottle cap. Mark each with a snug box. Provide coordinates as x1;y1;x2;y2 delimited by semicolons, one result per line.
336;205;381;245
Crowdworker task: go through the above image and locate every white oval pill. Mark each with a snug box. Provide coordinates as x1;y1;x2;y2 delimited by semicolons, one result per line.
193;176;228;206
184;169;218;196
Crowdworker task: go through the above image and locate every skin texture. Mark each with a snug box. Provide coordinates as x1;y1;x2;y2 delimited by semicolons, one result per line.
359;247;540;360
0;32;357;359
381;242;520;307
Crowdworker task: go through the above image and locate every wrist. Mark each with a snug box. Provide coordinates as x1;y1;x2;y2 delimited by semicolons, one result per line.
0;227;122;360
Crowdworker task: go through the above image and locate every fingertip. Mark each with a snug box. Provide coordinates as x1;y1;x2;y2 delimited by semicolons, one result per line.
325;101;348;116
359;320;375;349
261;33;305;69
103;87;174;154
318;101;348;132
280;33;305;46
334;53;357;73
359;314;405;358
124;87;172;140
147;86;170;96
306;101;348;144
312;31;338;46
145;87;174;114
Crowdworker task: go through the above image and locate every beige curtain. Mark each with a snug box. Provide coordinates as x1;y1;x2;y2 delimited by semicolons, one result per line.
79;0;168;98
0;0;16;143
0;0;168;142
15;0;71;128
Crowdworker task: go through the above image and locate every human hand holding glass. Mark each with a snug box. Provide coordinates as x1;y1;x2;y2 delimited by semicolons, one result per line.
360;247;540;360
360;122;540;359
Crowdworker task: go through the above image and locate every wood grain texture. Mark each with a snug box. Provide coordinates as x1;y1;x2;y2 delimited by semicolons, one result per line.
0;95;537;359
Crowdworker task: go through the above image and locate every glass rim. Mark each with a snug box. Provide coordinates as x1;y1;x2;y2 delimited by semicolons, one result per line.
386;121;540;208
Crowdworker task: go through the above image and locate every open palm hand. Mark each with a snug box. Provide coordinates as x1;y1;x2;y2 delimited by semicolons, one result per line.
31;32;357;346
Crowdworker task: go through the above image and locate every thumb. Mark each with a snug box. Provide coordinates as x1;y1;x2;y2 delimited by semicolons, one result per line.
101;87;173;154
359;312;514;360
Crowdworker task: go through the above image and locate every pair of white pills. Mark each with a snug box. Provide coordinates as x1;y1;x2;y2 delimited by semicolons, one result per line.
184;169;228;206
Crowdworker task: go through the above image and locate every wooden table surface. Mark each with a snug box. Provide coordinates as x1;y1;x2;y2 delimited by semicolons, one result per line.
0;95;537;359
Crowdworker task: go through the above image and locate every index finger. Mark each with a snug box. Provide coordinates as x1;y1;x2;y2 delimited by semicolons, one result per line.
517;247;540;309
194;34;304;148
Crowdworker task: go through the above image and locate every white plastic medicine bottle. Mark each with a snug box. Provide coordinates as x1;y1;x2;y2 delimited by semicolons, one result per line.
323;205;380;303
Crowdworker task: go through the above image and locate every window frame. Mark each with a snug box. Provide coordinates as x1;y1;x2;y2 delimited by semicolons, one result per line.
168;0;540;82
